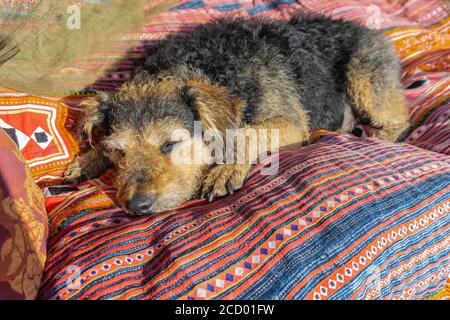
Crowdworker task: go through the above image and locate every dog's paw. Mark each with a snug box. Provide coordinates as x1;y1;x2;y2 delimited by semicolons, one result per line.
372;123;410;142
201;164;250;201
62;149;110;184
62;157;89;184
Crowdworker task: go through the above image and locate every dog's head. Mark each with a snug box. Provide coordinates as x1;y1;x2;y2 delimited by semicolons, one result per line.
79;76;243;215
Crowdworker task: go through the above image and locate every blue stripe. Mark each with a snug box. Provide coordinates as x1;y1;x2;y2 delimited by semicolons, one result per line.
169;0;205;11
345;221;449;299
247;0;297;15
212;3;243;12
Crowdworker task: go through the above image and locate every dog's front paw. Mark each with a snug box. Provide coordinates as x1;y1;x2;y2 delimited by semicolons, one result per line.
201;164;250;201
62;149;110;184
63;157;89;184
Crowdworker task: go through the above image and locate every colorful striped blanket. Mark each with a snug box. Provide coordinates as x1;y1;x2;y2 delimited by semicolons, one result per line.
0;0;449;299
37;132;450;300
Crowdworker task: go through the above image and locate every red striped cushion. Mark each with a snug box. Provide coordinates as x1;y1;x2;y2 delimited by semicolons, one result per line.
37;133;450;299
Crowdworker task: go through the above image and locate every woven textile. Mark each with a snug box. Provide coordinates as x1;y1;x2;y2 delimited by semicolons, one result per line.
37;133;450;300
0;93;80;185
0;0;177;95
0;128;48;300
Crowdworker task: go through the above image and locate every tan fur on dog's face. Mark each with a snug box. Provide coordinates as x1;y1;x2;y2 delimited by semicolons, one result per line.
103;119;211;213
83;76;244;214
69;74;244;214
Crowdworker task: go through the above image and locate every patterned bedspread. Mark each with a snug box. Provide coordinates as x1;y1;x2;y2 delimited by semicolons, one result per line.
0;0;449;299
38;132;450;300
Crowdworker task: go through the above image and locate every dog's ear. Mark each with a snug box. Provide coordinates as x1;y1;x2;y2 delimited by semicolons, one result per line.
185;81;244;143
78;91;111;143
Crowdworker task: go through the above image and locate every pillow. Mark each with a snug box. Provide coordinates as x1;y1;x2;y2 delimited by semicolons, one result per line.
405;79;450;155
36;133;450;300
0;93;81;185
427;278;450;300
0;128;48;299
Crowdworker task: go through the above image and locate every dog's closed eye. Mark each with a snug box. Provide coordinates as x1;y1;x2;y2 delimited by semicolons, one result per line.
114;148;125;156
161;141;180;154
104;148;125;163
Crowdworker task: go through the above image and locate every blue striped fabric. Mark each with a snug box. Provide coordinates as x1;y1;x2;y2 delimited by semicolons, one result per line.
37;133;450;300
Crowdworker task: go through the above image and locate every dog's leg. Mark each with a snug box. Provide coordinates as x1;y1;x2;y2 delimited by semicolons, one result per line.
63;147;110;184
346;34;410;142
200;118;309;199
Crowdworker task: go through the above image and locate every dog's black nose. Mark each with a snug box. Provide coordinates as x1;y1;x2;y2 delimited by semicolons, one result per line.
126;195;155;215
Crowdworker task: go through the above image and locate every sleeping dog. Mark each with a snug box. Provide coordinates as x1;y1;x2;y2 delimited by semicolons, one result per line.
64;14;410;215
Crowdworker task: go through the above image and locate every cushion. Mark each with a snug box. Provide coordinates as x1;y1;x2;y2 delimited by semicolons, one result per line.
0;93;80;185
36;133;450;300
427;279;450;300
0;128;48;299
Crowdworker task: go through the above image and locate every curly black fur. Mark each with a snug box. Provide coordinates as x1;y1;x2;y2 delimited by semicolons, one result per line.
134;14;377;130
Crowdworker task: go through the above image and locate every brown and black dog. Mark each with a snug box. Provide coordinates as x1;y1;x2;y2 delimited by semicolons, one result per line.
64;14;410;215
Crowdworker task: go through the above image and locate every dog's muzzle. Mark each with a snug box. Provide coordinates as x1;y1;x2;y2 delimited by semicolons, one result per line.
126;194;155;215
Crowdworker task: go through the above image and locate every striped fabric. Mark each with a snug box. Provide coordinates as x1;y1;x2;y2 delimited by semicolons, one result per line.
407;102;450;155
37;133;450;299
1;0;445;299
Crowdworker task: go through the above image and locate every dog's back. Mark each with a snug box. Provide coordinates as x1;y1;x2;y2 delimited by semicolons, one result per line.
140;14;397;132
